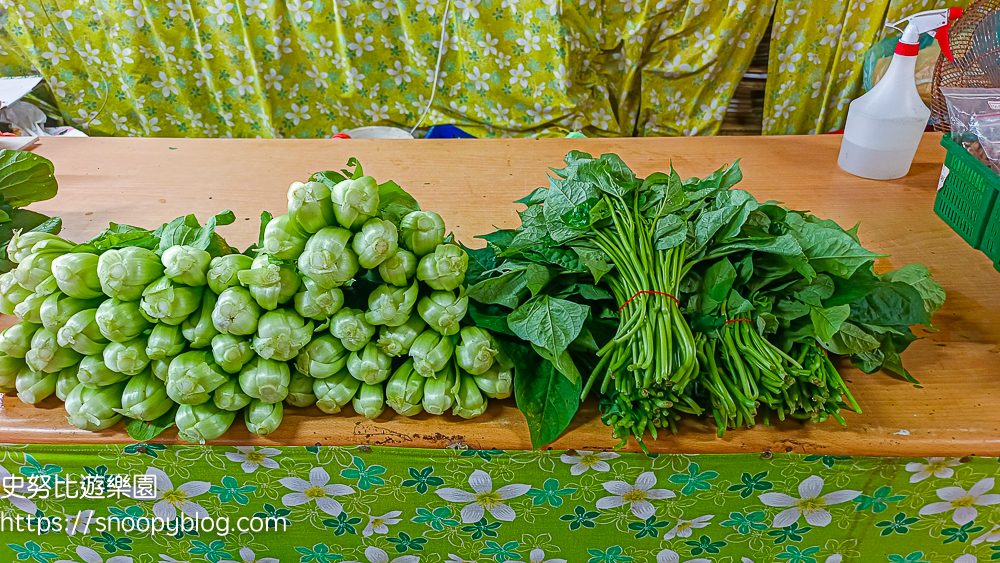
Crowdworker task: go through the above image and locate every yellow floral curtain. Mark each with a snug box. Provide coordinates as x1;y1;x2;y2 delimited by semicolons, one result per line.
763;0;973;135
0;0;771;138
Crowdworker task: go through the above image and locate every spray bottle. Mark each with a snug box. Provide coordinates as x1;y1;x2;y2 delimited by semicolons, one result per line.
838;8;962;180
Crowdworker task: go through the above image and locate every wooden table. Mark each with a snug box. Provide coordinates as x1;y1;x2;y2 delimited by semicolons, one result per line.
1;134;997;457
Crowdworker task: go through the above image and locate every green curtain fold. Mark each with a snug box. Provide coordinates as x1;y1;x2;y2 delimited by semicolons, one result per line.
763;0;972;135
0;0;770;138
1;1;967;138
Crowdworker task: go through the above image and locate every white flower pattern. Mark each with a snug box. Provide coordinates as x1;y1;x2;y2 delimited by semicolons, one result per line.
759;475;860;528
436;469;529;523
280;466;354;517
596;471;675;519
919;478;1000;525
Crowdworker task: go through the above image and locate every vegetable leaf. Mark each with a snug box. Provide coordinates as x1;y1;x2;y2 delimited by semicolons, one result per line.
531;343;582;385
468;267;530;309
572;246;613;284
640;168;689;215
377;180;420;225
514;187;547;205
810;304;851;342
461;243;496;287
819;321;881;355
0;149;58;208
849;281;930;328
468;301;515;336
507;295;590;356
786;212;885;278
157;210;236;257
124;405;177;441
309;170;348;188
0;212;61;272
508;341;582;449
880;264;945;319
653;215;686;251
544;177;597;242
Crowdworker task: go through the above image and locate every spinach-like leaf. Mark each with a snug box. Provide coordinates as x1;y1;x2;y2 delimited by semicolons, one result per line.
75;222;159;254
532;343;582;385
524;244;585;272
824;267;880;307
774;298;810;321
0;149;58;207
158;210;237;257
523;263;554;296
653;215;686;251
461;243;496;287
692;205;740;252
572;245;613;284
849;281;930;328
124;405;177;441
810;304;850;341
713;189;759;241
880;263;945;318
507;295;589;356
468;301;515;336
702;258;736;307
819;321;881;355
791;274;835;306
476;229;517;249
641;168;689;215
576;284;612;301
544;177;598;242
377;180;420;225
727;290;754;315
786;212;884;278
508;341;582;449
468;267;530;309
514;187;548;205
684;161;742;201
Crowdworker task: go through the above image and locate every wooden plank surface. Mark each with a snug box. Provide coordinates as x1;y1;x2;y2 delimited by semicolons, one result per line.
1;134;998;457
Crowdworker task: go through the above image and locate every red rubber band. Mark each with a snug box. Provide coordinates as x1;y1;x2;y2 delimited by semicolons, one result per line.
618;290;679;312
724;318;750;324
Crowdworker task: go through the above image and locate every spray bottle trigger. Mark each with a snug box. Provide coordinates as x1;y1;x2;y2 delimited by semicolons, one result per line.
934;23;954;63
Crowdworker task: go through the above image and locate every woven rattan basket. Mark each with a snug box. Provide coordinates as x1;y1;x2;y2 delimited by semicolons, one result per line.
930;0;1000;132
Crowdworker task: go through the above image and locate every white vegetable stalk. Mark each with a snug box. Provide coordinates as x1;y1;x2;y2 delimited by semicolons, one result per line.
238;254;301;310
97;247;164;301
212;286;262;335
347;342;392;385
329;308;375;352
65;381;127;431
252;309;314;361
162;245;212;286
261;214;309;260
314;369;361;414
365;282;419;327
294;334;349;379
297;227;358;289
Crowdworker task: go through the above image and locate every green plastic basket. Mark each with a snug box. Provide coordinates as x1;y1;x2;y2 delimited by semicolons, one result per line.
933;134;1000;250
984;195;1000;263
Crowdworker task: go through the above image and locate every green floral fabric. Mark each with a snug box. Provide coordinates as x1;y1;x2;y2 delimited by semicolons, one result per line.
0;0;771;139
1;444;997;562
763;0;972;135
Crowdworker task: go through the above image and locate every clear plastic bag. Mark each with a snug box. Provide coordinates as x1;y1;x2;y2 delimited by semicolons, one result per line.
971;114;1000;173
942;87;1000;172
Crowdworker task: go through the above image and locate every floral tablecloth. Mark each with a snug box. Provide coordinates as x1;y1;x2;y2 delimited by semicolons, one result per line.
0;444;996;563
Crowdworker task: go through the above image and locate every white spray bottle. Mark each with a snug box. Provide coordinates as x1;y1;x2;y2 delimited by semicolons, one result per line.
838;8;963;180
